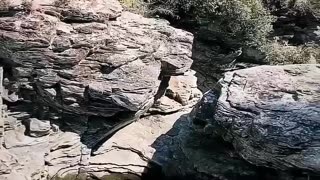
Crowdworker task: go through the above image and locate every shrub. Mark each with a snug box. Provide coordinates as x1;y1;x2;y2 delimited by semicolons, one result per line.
120;0;139;7
149;0;274;48
308;0;320;15
263;0;320;14
119;0;146;14
263;41;320;64
147;0;319;65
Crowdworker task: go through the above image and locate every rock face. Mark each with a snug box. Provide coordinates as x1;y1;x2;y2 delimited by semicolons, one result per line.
89;111;190;178
0;67;3;146
0;0;197;179
191;64;320;174
0;0;193;118
89;108;260;180
1;1;319;180
191;40;256;91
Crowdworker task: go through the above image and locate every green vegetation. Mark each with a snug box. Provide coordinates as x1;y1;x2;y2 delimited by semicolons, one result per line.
120;0;140;7
260;0;320;64
149;0;274;48
309;0;320;15
119;0;146;14
263;0;320;14
147;0;320;65
263;41;320;64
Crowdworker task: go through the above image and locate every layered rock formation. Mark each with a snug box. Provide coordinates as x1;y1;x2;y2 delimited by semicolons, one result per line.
0;0;200;179
65;64;320;180
0;0;194;117
190;64;320;178
0;0;319;180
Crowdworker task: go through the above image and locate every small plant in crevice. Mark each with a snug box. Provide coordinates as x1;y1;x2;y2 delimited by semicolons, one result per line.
119;0;147;15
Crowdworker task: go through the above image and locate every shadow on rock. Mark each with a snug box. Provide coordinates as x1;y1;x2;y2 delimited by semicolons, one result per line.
143;87;320;180
141;113;260;180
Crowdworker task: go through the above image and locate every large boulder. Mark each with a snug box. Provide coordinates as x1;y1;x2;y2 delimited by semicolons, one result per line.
0;0;193;118
190;64;320;174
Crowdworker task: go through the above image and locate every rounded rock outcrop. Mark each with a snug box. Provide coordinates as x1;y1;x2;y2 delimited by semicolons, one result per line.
191;64;320;174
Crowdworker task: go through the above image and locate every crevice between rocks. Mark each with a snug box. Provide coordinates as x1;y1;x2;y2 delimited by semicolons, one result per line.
90;116;137;155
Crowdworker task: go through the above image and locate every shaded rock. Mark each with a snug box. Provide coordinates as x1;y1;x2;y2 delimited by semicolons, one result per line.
191;64;320;174
88;111;189;178
189;90;220;135
86;107;259;180
191;40;257;92
160;121;259;180
87;69;202;177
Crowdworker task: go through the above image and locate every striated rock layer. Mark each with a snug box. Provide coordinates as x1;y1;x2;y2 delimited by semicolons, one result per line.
190;64;320;175
0;0;198;179
0;0;193;117
1;1;319;180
